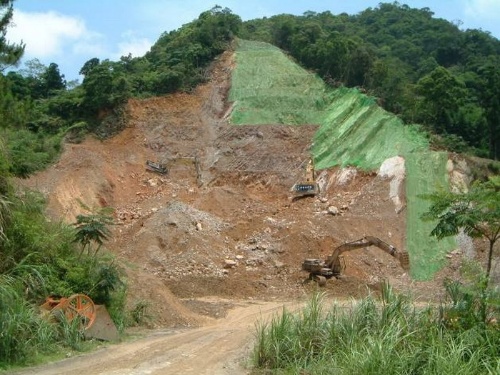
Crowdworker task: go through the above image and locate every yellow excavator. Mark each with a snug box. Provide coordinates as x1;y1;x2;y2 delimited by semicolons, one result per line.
292;159;320;198
302;236;410;286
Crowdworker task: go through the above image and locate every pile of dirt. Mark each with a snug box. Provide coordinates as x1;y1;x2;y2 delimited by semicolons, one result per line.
18;50;472;328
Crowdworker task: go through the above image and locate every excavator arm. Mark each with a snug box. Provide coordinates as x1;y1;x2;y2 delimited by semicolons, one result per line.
325;236;410;271
325;237;377;269
302;236;410;284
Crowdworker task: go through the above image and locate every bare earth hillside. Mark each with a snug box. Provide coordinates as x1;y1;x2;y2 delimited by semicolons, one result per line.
15;51;471;374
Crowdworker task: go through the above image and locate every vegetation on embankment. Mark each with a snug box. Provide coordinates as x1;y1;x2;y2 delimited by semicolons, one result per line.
253;287;500;374
0;87;126;373
0;168;126;369
229;39;328;125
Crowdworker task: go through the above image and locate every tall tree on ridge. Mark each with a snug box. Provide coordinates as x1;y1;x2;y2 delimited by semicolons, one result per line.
0;0;25;70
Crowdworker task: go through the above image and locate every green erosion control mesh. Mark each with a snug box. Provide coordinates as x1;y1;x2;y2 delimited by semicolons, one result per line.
229;40;328;125
406;152;456;280
230;39;455;280
312;88;429;170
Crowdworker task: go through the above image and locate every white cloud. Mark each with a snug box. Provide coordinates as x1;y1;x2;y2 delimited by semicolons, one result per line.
71;31;107;57
114;31;152;59
464;0;500;20
8;10;98;58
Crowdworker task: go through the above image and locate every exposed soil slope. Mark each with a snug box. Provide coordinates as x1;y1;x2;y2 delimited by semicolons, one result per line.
20;51;461;328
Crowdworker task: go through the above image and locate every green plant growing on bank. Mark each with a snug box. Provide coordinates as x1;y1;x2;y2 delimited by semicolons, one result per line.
73;201;114;258
0;194;10;240
0;275;56;367
422;176;500;286
0;191;127;368
129;300;152;326
421;176;499;327
253;286;500;374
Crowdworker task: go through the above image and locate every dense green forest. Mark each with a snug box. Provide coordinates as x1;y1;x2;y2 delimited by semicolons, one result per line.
1;1;500;175
238;3;500;160
1;0;499;368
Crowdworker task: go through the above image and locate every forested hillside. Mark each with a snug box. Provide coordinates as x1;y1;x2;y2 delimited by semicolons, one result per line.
1;2;500;173
240;3;500;160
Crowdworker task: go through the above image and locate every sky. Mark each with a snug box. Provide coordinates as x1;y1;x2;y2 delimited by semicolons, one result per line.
5;0;500;82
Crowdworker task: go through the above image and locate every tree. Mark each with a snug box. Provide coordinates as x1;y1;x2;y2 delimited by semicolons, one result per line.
79;57;100;77
0;0;25;70
42;63;66;95
194;6;241;54
477;61;500;160
73;204;114;257
271;15;296;50
422;176;500;287
415;66;467;133
16;58;47;99
81;60;130;115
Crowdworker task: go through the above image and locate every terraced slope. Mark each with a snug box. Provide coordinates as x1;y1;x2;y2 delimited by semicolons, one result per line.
229;39;456;280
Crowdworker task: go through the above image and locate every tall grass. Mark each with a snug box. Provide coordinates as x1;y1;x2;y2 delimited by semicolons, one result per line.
253;283;500;374
0;275;58;366
0;262;125;368
0;189;127;369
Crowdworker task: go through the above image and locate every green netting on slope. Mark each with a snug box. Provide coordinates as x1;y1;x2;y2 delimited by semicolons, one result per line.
312;88;429;170
229;40;328;125
229;39;453;281
406;152;456;280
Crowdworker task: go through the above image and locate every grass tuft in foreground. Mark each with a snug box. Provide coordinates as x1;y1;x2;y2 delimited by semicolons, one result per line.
253;283;500;375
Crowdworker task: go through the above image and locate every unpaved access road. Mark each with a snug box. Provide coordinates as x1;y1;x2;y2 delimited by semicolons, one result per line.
13;300;301;375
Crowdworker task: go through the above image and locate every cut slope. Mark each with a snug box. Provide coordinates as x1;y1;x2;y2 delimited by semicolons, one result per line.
229;39;456;280
18;44;465;332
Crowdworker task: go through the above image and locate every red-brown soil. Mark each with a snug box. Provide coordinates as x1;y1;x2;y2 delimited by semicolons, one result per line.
19;51;465;329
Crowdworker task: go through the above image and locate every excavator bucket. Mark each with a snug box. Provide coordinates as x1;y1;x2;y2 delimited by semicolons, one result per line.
398;252;410;271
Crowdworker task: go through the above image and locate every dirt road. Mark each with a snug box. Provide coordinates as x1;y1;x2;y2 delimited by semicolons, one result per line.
13;300;299;375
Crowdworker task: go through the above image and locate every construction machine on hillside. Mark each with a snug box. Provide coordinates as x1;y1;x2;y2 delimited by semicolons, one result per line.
292;158;320;198
146;160;168;174
146;154;202;185
302;236;410;286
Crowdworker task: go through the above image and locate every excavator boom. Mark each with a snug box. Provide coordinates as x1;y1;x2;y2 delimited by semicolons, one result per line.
302;236;410;285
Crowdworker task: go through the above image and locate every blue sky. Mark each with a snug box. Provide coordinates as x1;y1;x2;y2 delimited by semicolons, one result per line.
6;0;500;82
